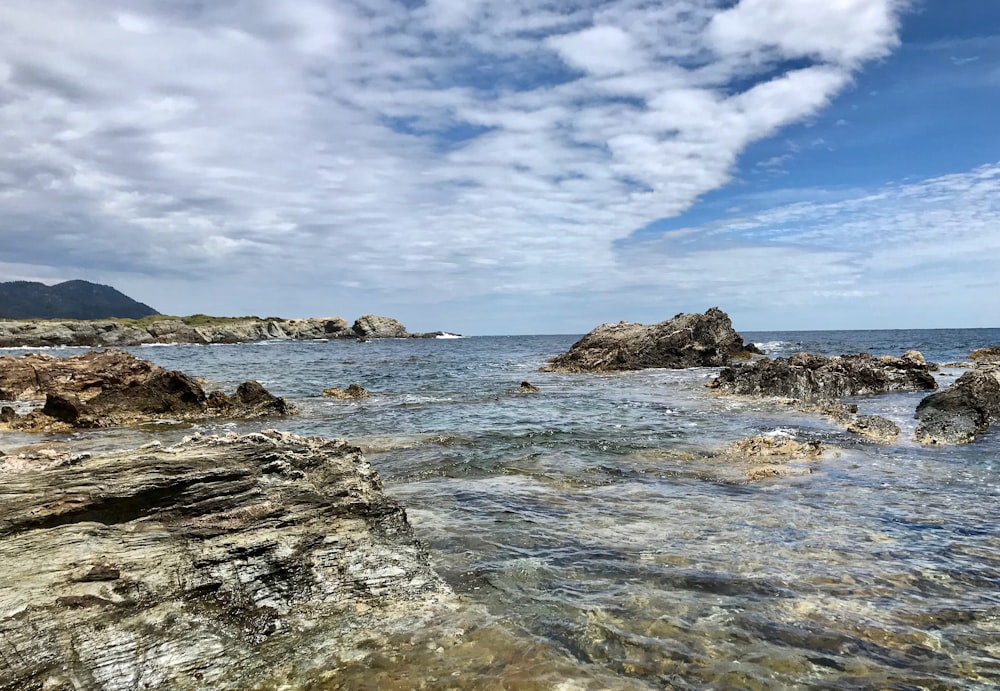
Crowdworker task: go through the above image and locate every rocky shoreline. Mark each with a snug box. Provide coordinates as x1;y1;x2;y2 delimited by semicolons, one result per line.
0;314;459;348
1;309;998;687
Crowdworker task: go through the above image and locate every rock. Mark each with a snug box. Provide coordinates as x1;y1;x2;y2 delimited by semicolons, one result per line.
0;350;294;431
720;434;836;482
0;315;427;347
515;381;540;393
846;415;901;444
542;307;761;373
41;391;87;424
710;352;938;402
322;384;370;400
0;430;455;689
0;406;16;423
970;346;1000;362
352;315;408;339
914;365;1000;444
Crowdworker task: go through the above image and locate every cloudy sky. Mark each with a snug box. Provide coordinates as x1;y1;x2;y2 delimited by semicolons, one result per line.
1;1;998;334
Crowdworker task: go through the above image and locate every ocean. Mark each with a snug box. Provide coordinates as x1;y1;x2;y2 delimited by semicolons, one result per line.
4;328;1000;689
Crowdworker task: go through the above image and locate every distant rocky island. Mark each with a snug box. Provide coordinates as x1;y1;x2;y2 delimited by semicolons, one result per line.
0;314;458;348
0;280;158;320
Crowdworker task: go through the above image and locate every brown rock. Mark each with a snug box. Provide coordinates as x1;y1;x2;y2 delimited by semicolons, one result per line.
322;384;370;400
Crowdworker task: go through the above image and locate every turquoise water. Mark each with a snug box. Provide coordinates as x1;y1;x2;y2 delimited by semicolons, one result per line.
5;329;1000;688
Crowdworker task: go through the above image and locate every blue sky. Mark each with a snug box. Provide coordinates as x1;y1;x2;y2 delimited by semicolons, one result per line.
0;0;998;334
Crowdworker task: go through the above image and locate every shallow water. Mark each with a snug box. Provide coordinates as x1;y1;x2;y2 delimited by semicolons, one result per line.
4;329;1000;688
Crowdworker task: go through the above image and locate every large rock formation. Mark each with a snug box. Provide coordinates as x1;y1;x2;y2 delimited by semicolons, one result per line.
0;430;455;689
710;351;937;402
0;350;292;431
914;365;1000;444
352;314;408;339
542;307;760;373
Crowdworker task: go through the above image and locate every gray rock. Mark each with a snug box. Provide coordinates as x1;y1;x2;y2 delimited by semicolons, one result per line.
352;315;408;339
0;430;455;689
711;352;937;402
915;365;1000;444
542;307;760;373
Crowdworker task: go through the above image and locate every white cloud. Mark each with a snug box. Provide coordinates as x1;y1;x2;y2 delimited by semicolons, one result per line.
0;0;914;329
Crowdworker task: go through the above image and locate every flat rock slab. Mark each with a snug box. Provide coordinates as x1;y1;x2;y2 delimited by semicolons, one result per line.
0;430;455;689
543;307;760;373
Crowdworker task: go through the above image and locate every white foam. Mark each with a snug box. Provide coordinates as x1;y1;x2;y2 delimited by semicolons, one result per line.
435;333;463;339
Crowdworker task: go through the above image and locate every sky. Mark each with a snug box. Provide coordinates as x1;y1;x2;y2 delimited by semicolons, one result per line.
1;0;998;335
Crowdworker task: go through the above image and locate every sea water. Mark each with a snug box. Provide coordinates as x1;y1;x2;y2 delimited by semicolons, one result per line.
5;329;1000;688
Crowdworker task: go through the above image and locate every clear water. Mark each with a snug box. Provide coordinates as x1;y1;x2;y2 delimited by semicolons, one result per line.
5;329;1000;689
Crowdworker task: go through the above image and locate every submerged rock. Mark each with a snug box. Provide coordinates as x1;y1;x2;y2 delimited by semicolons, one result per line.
0;430;455;689
542;307;760;373
0;350;293;431
322;383;371;400
720;435;836;482
710;351;937;402
914;365;1000;444
515;381;540;393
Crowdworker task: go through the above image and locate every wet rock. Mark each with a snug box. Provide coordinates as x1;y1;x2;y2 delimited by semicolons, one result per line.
322;383;370;400
970;346;1000;362
352;314;408;339
0;350;294;432
719;435;836;482
846;415;900;444
41;391;86;424
711;352;937;402
543;307;760;373
914;365;1000;445
515;381;540;393
0;430;455;689
0;406;16;422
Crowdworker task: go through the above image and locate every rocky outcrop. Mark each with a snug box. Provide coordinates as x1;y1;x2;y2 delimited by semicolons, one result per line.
0;314;451;347
710;351;937;402
322;384;370;400
914;365;1000;444
514;381;540;393
970;346;1000;363
0;430;455;689
0;350;292;431
542;307;761;373
352;314;408;339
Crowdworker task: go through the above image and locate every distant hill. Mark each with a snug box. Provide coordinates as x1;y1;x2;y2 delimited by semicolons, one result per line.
0;280;159;320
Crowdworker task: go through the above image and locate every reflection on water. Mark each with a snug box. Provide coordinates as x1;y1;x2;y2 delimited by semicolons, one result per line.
5;330;1000;688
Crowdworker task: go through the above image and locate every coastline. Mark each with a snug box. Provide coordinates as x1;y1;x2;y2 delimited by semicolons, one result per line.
0;314;460;348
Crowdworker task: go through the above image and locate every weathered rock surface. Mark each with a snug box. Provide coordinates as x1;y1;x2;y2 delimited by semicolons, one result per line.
914;365;1000;444
0;350;292;431
542;307;761;373
718;435;836;482
796;402;901;444
710;351;937;402
514;381;540;393
352;314;408;339
322;383;370;400
970;346;1000;362
0;314;450;347
0;430;455;689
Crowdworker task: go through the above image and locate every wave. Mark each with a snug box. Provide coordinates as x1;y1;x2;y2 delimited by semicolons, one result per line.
436;333;463;339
